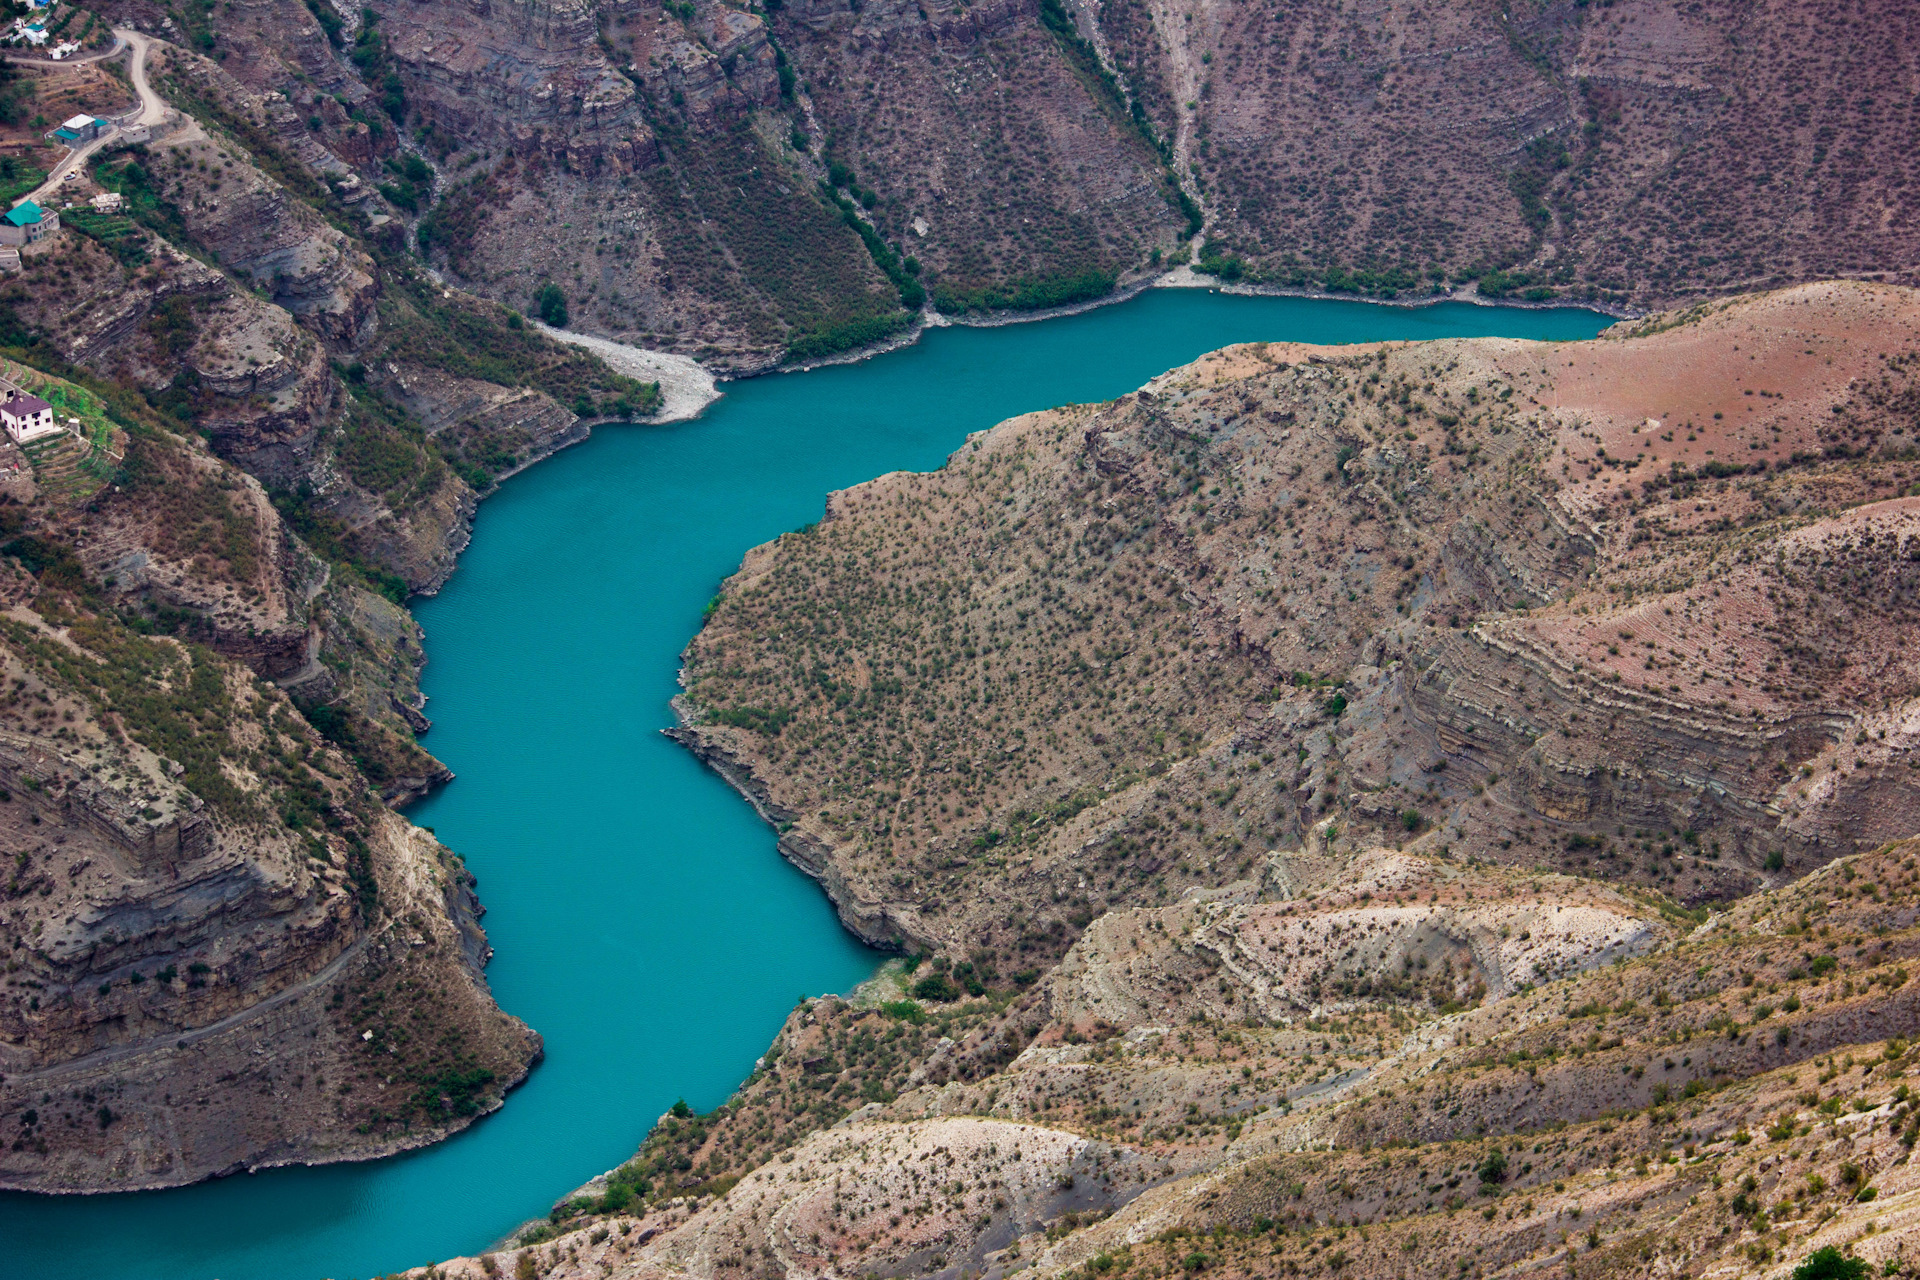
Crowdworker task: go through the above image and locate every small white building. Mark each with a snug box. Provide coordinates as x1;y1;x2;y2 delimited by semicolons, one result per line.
89;191;123;212
0;393;60;444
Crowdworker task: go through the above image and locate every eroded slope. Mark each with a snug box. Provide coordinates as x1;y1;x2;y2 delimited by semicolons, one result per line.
676;281;1920;983
0;384;540;1191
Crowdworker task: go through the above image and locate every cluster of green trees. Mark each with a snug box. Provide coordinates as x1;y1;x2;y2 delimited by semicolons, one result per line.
1192;240;1247;281
932;267;1116;314
303;0;344;45
784;311;910;363
533;281;568;326
337;383;442;506
349;10;407;123
819;164;924;310
1473;267;1559;301
377;152;434;213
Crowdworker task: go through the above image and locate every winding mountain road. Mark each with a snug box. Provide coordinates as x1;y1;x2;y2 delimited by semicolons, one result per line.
11;28;169;210
2;30;125;68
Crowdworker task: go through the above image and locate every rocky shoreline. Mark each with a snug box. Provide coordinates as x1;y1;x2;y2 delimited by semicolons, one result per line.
664;697;913;956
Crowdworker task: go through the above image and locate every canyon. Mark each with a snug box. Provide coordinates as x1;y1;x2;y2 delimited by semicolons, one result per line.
0;0;1917;1270
403;282;1920;1278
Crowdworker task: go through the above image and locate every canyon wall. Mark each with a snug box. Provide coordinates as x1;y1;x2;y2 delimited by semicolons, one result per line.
136;0;1920;365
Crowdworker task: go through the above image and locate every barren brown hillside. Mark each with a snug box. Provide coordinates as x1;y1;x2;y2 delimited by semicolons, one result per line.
103;0;1920;363
671;281;1920;981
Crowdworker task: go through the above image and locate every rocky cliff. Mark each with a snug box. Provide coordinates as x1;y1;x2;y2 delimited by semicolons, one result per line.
124;0;1920;366
0;372;541;1192
0;26;670;1189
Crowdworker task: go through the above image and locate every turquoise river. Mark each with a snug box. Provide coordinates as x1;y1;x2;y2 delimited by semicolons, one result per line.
0;289;1607;1279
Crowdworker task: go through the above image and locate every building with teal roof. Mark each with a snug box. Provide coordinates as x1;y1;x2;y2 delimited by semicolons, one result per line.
0;201;58;247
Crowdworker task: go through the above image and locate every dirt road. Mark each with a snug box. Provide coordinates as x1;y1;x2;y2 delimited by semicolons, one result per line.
12;28;168;210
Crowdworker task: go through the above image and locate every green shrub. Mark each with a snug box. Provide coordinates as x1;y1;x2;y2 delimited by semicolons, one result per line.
1792;1248;1868;1280
534;282;569;327
880;999;927;1023
1477;1150;1508;1184
911;973;960;1003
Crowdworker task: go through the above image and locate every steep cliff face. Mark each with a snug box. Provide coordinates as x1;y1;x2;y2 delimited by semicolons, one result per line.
766;0;1183;307
383;0;644;153
337;0;907;364
145;0;1920;362
0;28;682;1181
0;395;540;1190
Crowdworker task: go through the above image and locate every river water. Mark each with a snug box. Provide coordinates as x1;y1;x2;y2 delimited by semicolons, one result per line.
0;289;1608;1280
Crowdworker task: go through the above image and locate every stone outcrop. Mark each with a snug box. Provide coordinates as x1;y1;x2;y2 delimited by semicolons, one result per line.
381;0;645;157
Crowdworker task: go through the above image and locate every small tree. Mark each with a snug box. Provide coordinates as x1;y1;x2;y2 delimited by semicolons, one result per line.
534;282;568;327
1792;1248;1869;1280
1477;1149;1509;1185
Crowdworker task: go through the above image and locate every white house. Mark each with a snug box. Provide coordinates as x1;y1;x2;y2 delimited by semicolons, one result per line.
0;393;60;444
89;191;123;213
